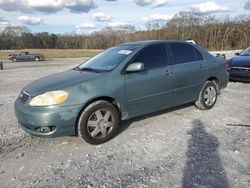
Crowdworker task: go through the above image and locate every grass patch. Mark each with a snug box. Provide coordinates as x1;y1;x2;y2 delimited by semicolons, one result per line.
0;49;103;59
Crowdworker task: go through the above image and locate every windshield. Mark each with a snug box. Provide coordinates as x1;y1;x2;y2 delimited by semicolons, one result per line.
240;47;250;56
78;44;139;71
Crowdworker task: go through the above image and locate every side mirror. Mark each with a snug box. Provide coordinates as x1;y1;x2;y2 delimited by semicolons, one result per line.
235;52;240;56
126;62;144;73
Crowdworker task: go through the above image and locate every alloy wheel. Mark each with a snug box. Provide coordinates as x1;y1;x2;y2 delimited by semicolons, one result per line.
204;86;216;106
87;109;114;139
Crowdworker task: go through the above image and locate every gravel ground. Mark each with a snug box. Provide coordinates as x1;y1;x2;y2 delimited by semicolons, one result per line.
0;59;249;188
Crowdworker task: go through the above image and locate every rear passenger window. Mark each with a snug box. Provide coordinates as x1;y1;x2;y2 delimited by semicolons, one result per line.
132;44;168;70
170;43;203;64
195;48;204;61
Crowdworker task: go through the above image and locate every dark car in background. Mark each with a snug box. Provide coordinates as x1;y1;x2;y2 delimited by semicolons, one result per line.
228;47;250;82
14;40;229;144
8;51;44;62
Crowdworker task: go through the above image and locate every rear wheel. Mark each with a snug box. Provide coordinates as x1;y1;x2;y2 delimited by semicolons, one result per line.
195;81;218;110
34;56;39;61
78;100;120;144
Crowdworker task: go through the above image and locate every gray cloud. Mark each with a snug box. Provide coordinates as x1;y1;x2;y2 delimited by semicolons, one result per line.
0;0;32;13
32;6;62;14
244;1;250;11
0;0;97;14
131;0;151;7
64;1;97;13
130;0;170;8
93;12;112;22
0;17;11;28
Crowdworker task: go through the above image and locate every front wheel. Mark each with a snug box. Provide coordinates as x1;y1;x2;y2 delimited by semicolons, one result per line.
195;81;218;110
77;100;120;145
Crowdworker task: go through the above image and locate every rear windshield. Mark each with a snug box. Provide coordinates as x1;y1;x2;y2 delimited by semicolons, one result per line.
79;44;139;71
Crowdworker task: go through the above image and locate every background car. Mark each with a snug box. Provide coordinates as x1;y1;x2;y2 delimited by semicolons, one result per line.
228;47;250;82
8;51;44;62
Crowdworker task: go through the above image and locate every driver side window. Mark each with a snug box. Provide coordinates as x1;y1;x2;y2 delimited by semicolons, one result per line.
132;44;168;70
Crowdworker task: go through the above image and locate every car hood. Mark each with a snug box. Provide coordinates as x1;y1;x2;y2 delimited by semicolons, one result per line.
229;56;250;68
23;69;104;96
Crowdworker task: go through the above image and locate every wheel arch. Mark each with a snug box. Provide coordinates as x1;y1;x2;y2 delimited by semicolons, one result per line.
74;96;121;135
206;76;220;94
34;56;40;61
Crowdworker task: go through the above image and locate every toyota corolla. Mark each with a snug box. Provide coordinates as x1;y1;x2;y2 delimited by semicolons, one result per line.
15;40;229;144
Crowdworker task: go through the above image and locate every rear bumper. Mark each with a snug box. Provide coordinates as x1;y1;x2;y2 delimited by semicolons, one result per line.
14;99;82;137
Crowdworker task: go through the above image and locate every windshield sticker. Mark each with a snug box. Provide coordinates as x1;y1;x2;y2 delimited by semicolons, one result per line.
118;50;132;55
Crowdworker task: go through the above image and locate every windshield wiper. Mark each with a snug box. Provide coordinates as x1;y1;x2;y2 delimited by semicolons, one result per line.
73;66;81;71
73;66;105;73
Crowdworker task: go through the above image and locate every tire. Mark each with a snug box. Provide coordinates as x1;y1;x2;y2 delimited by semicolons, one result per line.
77;100;120;145
34;56;39;62
195;81;218;110
13;58;17;62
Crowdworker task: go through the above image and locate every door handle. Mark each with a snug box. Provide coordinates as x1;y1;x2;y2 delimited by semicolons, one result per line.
200;64;206;69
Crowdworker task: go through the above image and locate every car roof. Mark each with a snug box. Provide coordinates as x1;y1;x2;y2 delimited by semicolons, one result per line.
121;40;193;47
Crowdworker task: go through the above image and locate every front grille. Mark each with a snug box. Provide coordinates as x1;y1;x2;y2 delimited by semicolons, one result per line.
19;91;30;104
230;67;250;72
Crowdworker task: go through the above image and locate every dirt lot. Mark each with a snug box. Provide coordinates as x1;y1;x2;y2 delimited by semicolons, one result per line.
0;59;249;188
0;49;102;59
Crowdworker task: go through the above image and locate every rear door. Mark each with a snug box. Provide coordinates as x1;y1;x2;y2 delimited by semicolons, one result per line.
167;42;207;103
124;43;175;117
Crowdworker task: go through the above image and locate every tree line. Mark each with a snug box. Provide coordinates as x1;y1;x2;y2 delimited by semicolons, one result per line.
0;11;249;51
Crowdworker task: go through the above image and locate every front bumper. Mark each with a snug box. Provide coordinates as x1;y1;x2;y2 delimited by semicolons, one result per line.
14;99;82;137
228;68;250;82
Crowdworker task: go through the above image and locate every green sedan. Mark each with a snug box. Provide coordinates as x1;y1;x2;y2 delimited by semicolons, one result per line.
14;40;229;144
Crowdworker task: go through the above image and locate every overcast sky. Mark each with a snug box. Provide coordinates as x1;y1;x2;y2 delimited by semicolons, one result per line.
0;0;249;34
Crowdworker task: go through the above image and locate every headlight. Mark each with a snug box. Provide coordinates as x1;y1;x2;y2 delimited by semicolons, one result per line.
29;90;68;107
